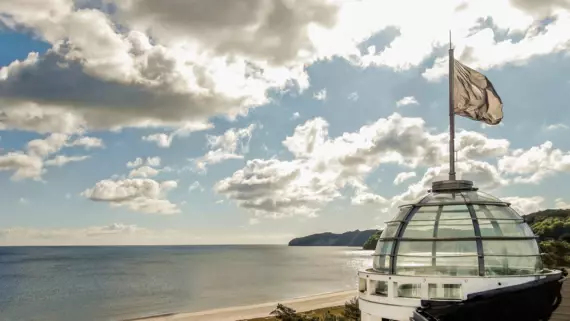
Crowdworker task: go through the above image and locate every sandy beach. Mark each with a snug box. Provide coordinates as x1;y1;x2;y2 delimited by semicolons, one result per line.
130;290;357;321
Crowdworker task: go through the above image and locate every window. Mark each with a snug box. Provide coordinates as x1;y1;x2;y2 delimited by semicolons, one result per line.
374;241;393;255
484;256;542;276
380;223;399;238
373;255;391;272
394;206;412;221
438;205;471;220
396;283;422;298
411;206;440;220
402;221;436;238
482;239;539;256
437;220;476;238
428;284;462;300
478;220;534;237
372;281;388;296
359;278;367;293
475;205;520;220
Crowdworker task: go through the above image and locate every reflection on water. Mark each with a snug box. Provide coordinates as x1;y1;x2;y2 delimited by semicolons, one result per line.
0;245;372;321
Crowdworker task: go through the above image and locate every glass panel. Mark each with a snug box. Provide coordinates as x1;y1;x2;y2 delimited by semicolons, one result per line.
423;193;464;204
461;191;502;203
434;257;479;276
484;256;542;276
436;220;475;238
393;206;412;221
395;256;479;276
439;205;471;220
483;240;539;256
372;281;388;296
475;205;520;220
410;206;439;220
373;255;391;272
380;223;400;238
478;220;535;237
359;278;367;293
402;221;435;238
396;283;422;298
436;241;477;256
374;241;393;255
398;241;432;256
428;284;462;300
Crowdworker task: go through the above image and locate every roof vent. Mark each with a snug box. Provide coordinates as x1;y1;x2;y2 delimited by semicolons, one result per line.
431;180;477;192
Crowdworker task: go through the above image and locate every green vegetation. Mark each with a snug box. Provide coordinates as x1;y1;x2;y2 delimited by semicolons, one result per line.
528;209;570;268
288;230;378;247
246;298;360;321
362;230;382;250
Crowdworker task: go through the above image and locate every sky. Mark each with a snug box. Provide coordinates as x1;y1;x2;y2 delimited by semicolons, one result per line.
1;0;570;245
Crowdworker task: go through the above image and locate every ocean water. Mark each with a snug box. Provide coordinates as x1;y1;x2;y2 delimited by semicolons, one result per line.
0;245;373;321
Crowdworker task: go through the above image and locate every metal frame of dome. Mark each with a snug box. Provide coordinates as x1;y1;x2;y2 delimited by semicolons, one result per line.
357;180;563;321
372;180;541;277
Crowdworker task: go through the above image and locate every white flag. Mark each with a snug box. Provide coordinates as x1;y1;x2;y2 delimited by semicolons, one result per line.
454;60;503;125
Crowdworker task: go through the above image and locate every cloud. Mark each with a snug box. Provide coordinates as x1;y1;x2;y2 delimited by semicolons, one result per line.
189;181;204;192
0;133;99;181
347;92;359;101
393;171;416;185
45;155;90;167
555;198;570;209
545;123;569;131
291;112;301;120
142;122;214;148
126;156;161;168
0;0;568;135
193;124;257;171
128;165;159;178
0;224;294;246
81;178;180;214
313;89;327;101
502;196;545;215
498;141;570;183
396;96;419;107
67;136;105;149
216;113;508;219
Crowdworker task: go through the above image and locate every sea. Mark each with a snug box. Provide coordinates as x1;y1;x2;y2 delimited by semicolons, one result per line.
0;245;373;321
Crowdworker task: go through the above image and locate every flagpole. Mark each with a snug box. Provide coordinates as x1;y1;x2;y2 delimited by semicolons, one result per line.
448;31;456;181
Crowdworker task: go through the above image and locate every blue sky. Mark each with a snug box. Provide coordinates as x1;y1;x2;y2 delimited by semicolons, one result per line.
1;0;570;245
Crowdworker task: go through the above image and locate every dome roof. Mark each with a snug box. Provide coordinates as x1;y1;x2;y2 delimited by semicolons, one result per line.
373;180;542;277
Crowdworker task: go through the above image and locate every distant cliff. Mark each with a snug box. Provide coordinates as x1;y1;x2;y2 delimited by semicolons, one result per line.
288;229;379;247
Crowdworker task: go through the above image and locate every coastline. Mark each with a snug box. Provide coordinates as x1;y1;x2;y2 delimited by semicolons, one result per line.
129;290;356;321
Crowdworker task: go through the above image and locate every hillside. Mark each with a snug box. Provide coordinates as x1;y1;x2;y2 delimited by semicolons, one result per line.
288;229;379;247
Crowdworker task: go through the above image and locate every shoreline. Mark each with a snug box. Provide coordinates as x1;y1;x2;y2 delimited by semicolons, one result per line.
129;290;357;321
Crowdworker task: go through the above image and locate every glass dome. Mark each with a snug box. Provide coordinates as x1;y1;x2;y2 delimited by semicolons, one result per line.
373;184;542;277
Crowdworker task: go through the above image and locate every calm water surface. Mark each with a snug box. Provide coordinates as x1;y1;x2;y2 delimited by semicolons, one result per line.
0;245;373;321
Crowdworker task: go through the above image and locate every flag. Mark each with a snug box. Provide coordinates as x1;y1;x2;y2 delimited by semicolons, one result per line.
453;60;503;125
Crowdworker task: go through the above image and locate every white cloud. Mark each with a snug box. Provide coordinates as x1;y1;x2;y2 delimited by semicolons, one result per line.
67;136;104;149
0;0;568;135
545;123;569;131
45;155;90;167
291;112;301;120
193;124;257;171
19;197;28;204
0;133;100;181
126;156;161;168
502;196;545;215
189;181;204;192
555;198;570;209
81;178;180;214
128;165;159;178
216;113;508;219
142;122;214;148
0;224;294;246
396;96;419;107
313;89;327;101
393;171;416;185
347;92;359;101
498;141;570;184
